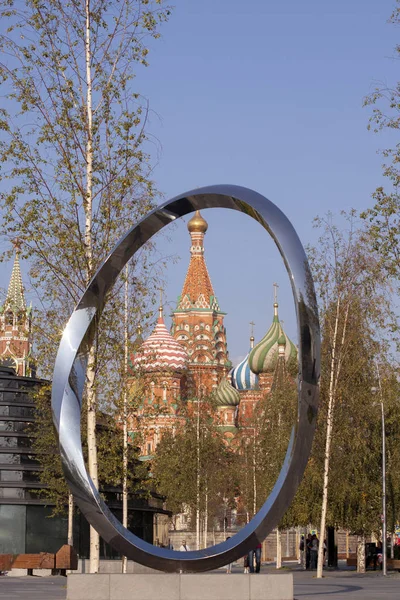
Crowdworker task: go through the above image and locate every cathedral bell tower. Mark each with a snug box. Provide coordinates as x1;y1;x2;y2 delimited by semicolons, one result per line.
171;211;231;396
0;242;33;376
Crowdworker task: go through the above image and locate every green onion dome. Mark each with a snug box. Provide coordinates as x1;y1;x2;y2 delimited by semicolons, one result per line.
215;376;240;407
277;330;286;348
248;302;297;374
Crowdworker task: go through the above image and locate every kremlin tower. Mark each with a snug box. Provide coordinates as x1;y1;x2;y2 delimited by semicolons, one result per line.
0;243;34;376
131;211;297;453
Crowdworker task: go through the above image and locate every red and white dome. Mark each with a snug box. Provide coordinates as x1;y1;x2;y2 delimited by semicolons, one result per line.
133;308;188;372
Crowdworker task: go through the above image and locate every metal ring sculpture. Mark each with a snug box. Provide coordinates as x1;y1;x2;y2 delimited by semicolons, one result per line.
52;184;320;572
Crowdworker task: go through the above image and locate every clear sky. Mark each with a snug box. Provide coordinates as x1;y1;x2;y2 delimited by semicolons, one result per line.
1;0;397;366
136;0;397;364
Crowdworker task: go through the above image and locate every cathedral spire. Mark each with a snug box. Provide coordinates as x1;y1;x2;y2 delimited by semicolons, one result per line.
6;240;26;312
176;211;220;311
0;242;33;377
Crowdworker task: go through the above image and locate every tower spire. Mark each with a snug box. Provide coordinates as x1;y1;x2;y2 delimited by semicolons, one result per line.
273;282;279;318
158;288;164;322
0;241;33;377
249;321;255;348
176;210;219;311
6;240;26;311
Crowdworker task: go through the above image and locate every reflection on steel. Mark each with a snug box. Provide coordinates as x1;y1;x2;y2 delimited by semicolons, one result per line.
52;185;320;573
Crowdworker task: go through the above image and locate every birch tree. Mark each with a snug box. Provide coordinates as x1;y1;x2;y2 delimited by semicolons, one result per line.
308;213;391;577
152;399;238;547
0;0;170;572
361;0;400;295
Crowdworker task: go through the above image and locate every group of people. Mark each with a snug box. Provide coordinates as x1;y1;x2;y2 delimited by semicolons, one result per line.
179;537;263;574
300;534;326;570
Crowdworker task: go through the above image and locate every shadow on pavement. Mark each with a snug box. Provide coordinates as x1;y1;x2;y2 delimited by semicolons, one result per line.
295;583;363;597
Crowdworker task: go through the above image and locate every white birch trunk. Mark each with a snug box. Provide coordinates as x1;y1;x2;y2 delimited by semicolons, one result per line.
85;0;99;574
276;529;282;569
67;494;74;546
87;344;99;572
204;487;208;549
357;535;366;573
317;296;350;579
122;267;129;573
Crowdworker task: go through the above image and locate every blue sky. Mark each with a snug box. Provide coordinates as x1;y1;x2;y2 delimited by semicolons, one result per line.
1;0;397;366
136;0;398;364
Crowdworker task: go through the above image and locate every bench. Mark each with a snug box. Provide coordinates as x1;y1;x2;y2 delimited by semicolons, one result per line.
387;559;400;571
0;544;77;575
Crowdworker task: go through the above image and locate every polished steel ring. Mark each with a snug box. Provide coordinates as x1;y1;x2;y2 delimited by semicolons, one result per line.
52;184;320;572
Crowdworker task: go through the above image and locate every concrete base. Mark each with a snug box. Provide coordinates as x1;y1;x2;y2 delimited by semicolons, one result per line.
72;558;163;574
67;573;293;600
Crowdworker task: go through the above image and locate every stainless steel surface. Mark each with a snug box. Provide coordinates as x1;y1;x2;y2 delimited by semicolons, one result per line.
51;184;320;572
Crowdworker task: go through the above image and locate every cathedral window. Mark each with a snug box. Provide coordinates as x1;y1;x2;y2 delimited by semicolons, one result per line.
5;312;13;327
162;383;167;401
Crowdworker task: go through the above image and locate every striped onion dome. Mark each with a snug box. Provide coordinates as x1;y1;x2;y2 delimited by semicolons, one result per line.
133;307;188;372
231;338;259;391
248;303;297;374
215;376;240;407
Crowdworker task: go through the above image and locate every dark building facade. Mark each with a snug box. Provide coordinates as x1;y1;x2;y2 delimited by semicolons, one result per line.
0;366;56;554
0;249;169;557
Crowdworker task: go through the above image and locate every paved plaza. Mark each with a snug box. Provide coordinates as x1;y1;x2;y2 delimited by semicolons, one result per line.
0;566;399;600
0;575;66;599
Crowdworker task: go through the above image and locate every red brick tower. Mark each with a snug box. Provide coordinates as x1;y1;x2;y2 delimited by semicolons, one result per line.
0;244;33;376
171;211;231;396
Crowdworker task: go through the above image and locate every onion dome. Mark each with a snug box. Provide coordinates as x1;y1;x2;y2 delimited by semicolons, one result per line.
231;337;259;391
188;210;208;233
133;307;188;372
278;331;286;353
248;302;297;374
215;376;240;407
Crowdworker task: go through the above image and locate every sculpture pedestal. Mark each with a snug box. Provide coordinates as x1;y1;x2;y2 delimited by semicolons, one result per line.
67;573;293;600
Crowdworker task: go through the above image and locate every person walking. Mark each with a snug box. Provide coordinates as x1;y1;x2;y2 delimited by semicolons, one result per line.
243;554;250;574
247;549;254;573
255;543;262;573
306;534;312;570
310;535;319;570
299;535;305;566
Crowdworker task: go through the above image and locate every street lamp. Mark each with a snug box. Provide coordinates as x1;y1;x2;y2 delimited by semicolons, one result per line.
371;386;387;577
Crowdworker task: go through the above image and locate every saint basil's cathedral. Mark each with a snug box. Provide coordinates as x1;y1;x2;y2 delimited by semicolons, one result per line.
131;211;297;456
0;213;297;458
